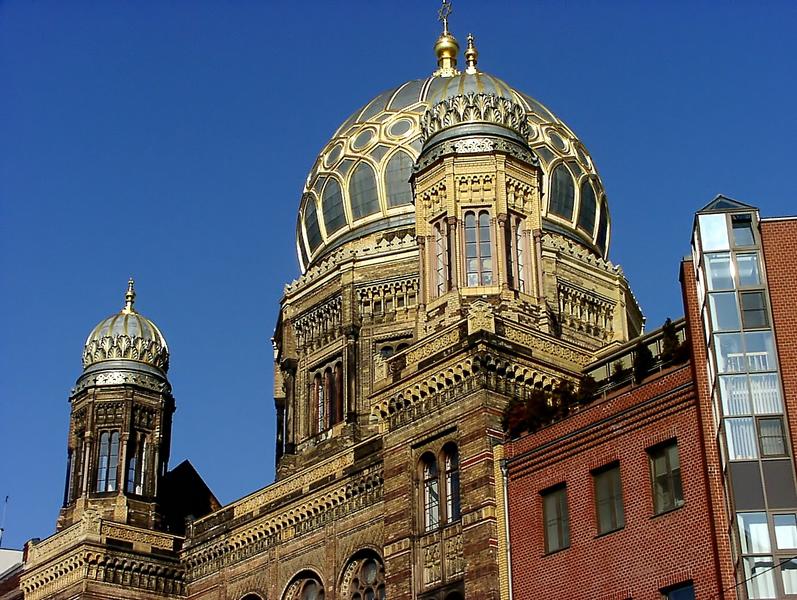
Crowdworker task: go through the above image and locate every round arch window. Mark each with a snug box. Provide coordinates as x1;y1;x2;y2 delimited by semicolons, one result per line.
340;553;385;600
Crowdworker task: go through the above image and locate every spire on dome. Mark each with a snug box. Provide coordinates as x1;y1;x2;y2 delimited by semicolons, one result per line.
123;278;136;314
464;33;479;74
433;0;459;77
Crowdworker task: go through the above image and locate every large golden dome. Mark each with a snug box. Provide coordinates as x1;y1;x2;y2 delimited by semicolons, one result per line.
82;279;169;373
296;57;610;272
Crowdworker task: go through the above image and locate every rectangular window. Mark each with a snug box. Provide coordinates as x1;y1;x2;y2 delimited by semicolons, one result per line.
662;582;695;600
732;213;756;247
714;333;744;373
593;463;624;534
709;292;741;331
775;514;797;549
740;292;769;329
737;252;761;286
542;485;569;553
719;374;751;415
744;331;776;372
738;512;771;553
705;252;734;290
758;417;787;457
750;374;783;414
649;440;684;514
782;559;797;595
699;213;730;251
726;417;758;460
744;556;777;599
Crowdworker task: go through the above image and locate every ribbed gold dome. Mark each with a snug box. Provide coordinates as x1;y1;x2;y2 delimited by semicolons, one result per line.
82;279;169;373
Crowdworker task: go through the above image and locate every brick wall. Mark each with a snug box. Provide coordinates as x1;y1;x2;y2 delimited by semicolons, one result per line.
505;367;723;599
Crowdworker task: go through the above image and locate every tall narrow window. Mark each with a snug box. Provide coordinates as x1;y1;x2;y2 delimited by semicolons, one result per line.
649;440;684;514
434;221;448;296
96;430;120;492
506;216;526;292
126;433;148;495
595;200;609;255
385;150;414;206
349;162;380;219
324;368;335;426
304;196;323;253
577;179;597;235
542;485;570;553
334;362;344;425
549;164;575;220
444;445;461;523
322;178;347;235
464;211;493;286
732;213;755;247
422;454;440;532
593;463;624;534
316;374;326;433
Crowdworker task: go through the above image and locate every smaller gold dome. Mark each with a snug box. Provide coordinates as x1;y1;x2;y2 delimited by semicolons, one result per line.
434;33;460;77
82;279;169;373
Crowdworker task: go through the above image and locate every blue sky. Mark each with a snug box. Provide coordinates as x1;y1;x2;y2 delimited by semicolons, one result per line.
1;0;795;549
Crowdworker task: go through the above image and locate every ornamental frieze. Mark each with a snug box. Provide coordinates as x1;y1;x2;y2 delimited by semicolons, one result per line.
503;324;591;367
420;92;530;142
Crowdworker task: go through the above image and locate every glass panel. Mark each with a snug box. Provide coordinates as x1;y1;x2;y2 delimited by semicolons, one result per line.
321;179;347;234
304;198;323;252
741;292;769;329
709;292;741;331
595;201;609;254
737;253;761;286
732;213;756;247
549;164;574;220
705;253;734;290
727;418;758;460
594;465;624;533
699;213;730;251
782;559;797;595
738;512;771;553
744;331;776;372
759;418;786;457
384;151;414;206
744;557;776;599
750;374;783;414
665;583;695;600
576;180;596;234
775;514;797;549
349;162;380;219
719;375;751;415
714;333;744;373
543;487;569;552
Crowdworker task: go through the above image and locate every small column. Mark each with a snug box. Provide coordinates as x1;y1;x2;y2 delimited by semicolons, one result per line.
496;213;509;290
342;325;360;422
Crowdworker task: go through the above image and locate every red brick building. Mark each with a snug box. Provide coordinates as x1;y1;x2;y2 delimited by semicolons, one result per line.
504;199;797;599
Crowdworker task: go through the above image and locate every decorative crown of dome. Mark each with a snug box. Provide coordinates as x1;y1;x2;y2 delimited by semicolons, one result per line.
295;5;610;272
82;279;170;373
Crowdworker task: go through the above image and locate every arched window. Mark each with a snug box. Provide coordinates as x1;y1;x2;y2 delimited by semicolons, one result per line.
434;221;449;296
304;197;323;252
284;573;324;600
126;432;148;495
312;373;326;435
443;444;461;523
349;162;380;219
595;200;609;254
577;179;597;235
324;368;335;426
422;453;440;532
549;164;575;220
385;150;414;207
506;216;527;292
96;430;120;492
322;178;347;235
340;552;385;599
464;211;493;286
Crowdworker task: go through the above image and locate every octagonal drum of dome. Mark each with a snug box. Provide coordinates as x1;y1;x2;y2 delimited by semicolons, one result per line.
296;71;610;272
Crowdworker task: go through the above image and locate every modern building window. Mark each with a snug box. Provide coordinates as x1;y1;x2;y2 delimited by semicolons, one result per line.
738;512;771;553
737;253;761;286
385;150;414;207
304;197;323;252
349;162;380;219
542;484;570;553
649;440;684;514
322;178;347;234
464;210;493;286
549;164;575;220
126;432;148;495
740;292;769;329
758;417;787;457
593;463;624;534
96;430;120;493
775;514;797;549
577;179;597;234
732;213;755;247
662;582;695;600
444;444;461;523
726;417;758;460
782;559;797;595
422;453;440;532
708;292;740;331
705;253;734;290
744;556;777;599
433;220;449;296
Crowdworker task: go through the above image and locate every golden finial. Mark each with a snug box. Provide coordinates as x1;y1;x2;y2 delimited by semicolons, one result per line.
465;33;479;74
123;277;136;314
433;0;459;77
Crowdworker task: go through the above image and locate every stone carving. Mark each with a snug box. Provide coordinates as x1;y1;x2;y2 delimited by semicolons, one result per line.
406;328;459;365
420;180;447;216
357;276;419;321
423;543;442;585
506;176;536;213
456;173;494;203
421;92;530;142
453;137;494;153
95;402;123;424
444;534;464;576
503;325;591;366
557;280;615;342
293;294;342;352
414;135;538;173
102;523;175;550
467;300;495;335
73;369;168;395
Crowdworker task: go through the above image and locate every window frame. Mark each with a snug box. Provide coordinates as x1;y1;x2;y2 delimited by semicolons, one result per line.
592;462;625;535
648;439;685;515
418;443;462;534
463;209;494;287
541;483;570;554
